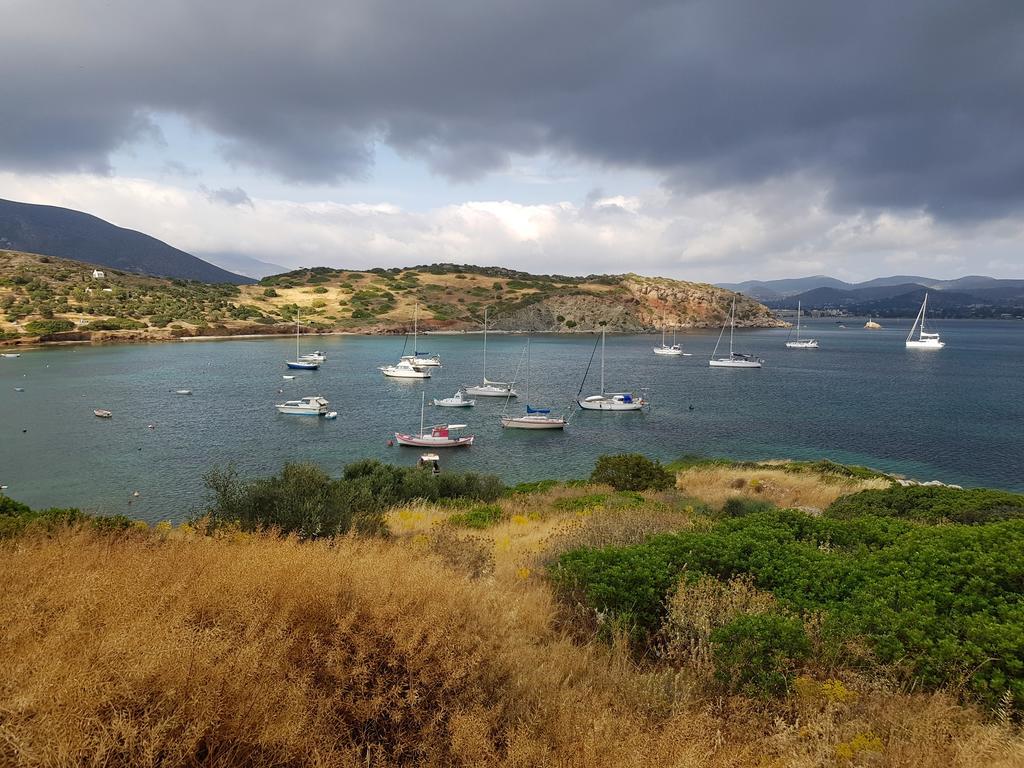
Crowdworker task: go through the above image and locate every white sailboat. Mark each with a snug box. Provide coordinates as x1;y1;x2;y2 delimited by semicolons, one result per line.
785;302;819;348
395;392;474;447
653;320;685;356
285;314;320;370
906;293;945;349
501;339;566;429
465;307;518;397
577;329;647;410
403;303;441;367
709;297;763;368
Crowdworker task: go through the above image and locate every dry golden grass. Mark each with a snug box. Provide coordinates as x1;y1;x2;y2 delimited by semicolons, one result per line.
675;466;891;511
2;521;1021;766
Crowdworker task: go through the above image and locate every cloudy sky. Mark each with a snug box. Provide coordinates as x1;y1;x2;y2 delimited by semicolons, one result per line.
2;0;1023;280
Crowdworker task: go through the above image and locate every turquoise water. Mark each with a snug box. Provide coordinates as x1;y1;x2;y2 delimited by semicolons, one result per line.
1;319;1022;522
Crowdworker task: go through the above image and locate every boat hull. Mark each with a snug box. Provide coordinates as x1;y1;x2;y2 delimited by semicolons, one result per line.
709;358;762;368
653;347;683;356
500;415;566;429
380;367;431;378
394;432;474;447
785;340;819;348
275;406;328;415
286;361;319;370
577;399;645;411
465;385;517;397
433;399;475;407
906;340;945;349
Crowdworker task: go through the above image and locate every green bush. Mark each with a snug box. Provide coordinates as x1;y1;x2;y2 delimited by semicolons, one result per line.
590;454;674;492
722;497;776;517
311;286;328;294
24;319;75;335
202;460;505;540
263;287;279;297
826;485;1024;524
712;613;810;697
449;504;505;529
0;495;135;539
551;507;1024;707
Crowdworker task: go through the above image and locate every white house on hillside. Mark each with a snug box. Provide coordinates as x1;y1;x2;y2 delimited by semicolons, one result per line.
91;269;105;279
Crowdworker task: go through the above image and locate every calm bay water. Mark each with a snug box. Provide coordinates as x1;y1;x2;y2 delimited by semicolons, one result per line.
1;318;1022;522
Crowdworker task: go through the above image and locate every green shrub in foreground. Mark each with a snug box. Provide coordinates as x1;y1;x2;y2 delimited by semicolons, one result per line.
712;613;810;698
590;454;674;492
0;495;135;538
449;504;505;529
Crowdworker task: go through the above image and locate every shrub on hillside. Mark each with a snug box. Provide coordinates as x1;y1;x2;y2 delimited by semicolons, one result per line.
81;318;147;331
826;485;1024;524
262;287;279;297
711;613;810;698
722;497;776;517
590;454;674;492
24;319;75;335
0;495;135;538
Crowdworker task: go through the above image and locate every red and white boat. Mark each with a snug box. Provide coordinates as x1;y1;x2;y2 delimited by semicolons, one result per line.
394;393;475;447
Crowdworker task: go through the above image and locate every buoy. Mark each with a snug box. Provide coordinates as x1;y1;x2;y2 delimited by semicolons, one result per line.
387;439;394;447
132;491;141;497
147;424;155;429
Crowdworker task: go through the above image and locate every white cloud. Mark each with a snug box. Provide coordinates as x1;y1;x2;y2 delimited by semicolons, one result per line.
1;171;1022;281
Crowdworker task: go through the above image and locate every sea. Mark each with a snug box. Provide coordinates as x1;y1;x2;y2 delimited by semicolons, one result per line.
1;318;1022;523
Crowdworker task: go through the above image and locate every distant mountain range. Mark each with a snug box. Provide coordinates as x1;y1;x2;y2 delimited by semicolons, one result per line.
0;198;253;284
719;275;1024;317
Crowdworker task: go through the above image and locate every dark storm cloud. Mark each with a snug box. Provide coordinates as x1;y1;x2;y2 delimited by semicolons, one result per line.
2;0;1023;217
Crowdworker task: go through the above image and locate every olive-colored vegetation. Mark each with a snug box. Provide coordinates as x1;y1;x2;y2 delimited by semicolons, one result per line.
2;456;1021;766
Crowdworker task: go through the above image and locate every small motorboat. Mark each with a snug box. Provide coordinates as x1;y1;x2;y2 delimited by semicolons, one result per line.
175;389;193;395
418;453;441;475
275;396;331;415
1;353;21;358
324;411;338;420
433;390;475;407
283;375;296;380
94;409;113;418
14;387;24;392
379;358;431;378
298;350;327;362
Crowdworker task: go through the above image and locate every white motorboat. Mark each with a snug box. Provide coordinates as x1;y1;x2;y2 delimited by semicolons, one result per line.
501;339;566;429
395;393;474;447
94;409;112;418
380;357;432;378
275;396;331;415
282;375;296;380
465;307;518;397
653;321;685;356
785;302;819;349
1;353;21;358
286;314;320;370
433;390;475;407
298;350;327;362
175;389;193;395
324;411;338;420
906;293;945;349
577;329;647;410
710;297;763;368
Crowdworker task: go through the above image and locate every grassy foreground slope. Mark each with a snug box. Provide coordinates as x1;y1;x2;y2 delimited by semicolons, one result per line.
2;458;1022;767
0;250;781;344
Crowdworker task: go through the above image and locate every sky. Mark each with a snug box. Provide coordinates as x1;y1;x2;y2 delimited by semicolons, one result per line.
2;0;1023;281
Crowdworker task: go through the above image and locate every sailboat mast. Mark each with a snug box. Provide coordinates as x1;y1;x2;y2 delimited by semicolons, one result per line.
662;322;666;348
419;392;425;435
729;298;736;356
295;313;300;358
600;329;605;394
525;339;530;405
413;303;418;354
920;293;928;340
796;301;801;341
482;307;488;380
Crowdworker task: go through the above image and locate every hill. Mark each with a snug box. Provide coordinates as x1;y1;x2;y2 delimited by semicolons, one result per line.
0;198;252;284
2;457;1021;767
721;273;1024;316
0;251;782;344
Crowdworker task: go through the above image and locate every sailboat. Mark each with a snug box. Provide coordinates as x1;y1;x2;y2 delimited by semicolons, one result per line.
500;339;566;429
394;392;474;447
709;298;763;368
785;302;819;348
906;293;944;349
380;321;432;378
653;320;685;356
403;304;441;367
286;315;320;370
465;307;518;397
578;329;647;410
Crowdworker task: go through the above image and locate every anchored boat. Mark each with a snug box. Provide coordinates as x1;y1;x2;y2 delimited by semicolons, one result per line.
275;396;331;415
395;393;474;446
710;298;763;368
577;329;647;411
465;307;518;397
906;293;945;349
785;301;819;349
